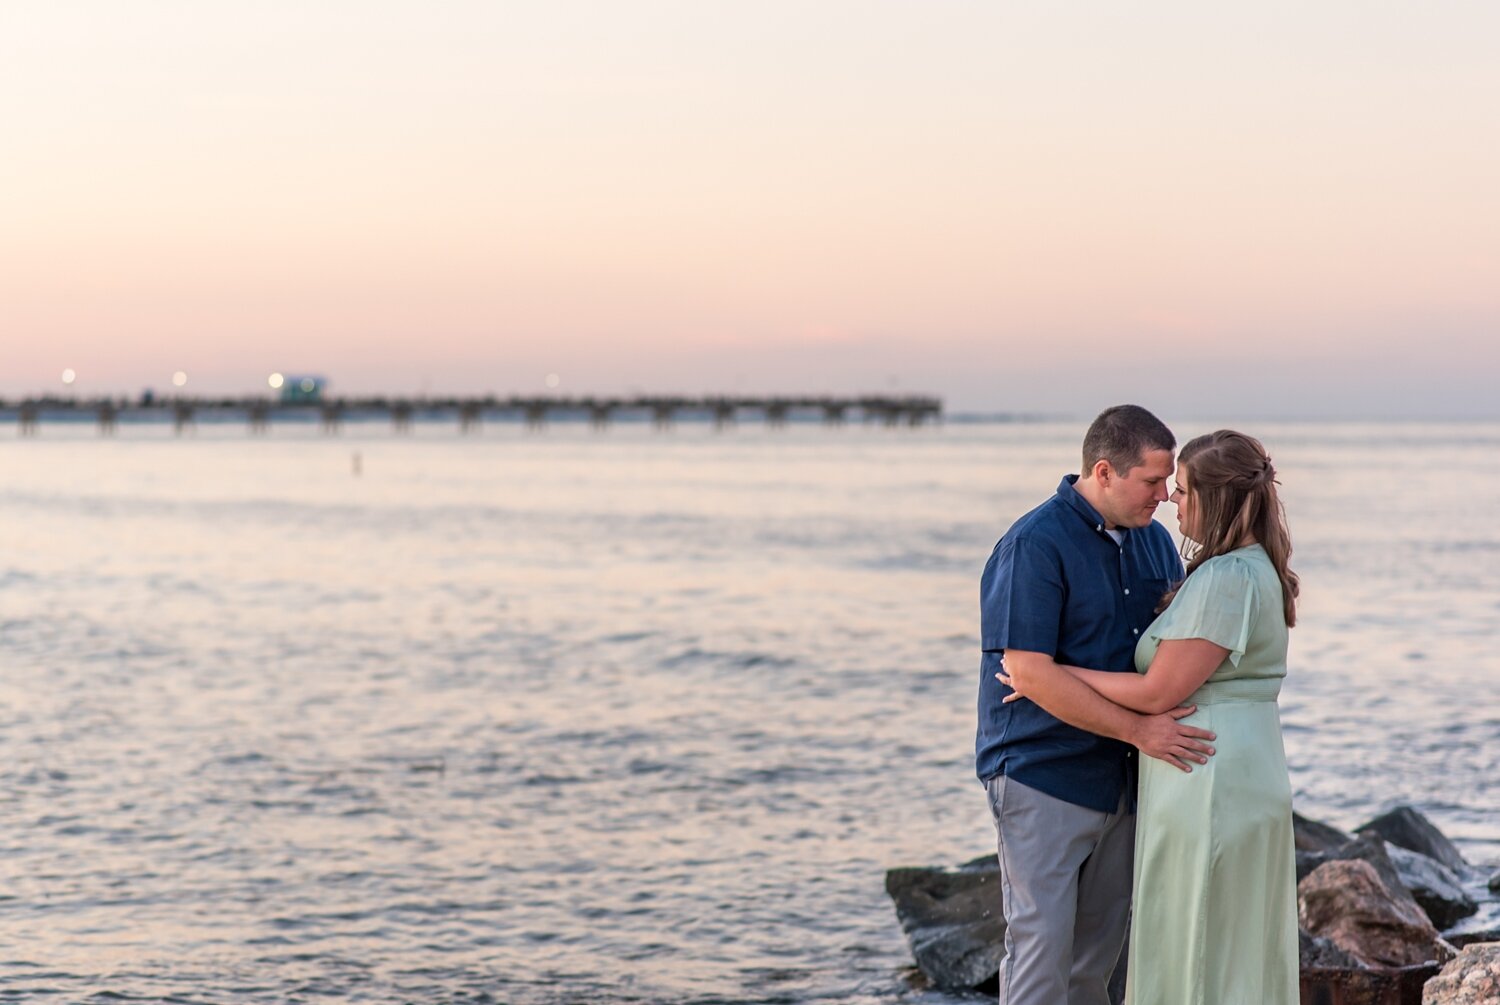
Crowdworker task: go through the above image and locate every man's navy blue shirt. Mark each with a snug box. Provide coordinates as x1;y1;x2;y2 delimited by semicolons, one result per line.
976;475;1185;813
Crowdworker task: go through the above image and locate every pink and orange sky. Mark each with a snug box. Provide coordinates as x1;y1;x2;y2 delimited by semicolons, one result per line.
2;2;1496;416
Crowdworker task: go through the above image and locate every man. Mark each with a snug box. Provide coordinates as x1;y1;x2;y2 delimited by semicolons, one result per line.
977;404;1217;1005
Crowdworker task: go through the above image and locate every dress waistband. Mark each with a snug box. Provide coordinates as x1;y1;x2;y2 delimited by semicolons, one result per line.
1188;677;1282;704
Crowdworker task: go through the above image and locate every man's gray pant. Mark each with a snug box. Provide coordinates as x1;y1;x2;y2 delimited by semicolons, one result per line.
985;774;1134;1005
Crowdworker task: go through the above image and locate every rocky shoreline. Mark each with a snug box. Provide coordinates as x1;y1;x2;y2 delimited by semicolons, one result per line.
886;805;1499;1004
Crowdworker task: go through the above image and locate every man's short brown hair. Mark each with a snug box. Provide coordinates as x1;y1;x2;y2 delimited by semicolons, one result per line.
1081;405;1175;477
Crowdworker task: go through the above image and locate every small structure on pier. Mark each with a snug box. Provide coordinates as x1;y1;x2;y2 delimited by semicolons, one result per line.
278;375;327;405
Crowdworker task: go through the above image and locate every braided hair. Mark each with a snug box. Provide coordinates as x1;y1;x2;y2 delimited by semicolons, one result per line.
1159;429;1299;626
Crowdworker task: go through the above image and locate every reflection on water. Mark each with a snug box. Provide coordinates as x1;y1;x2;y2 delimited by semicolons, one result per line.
0;420;1495;1003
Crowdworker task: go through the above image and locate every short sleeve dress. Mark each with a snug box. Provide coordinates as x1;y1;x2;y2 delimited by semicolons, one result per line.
1125;544;1298;1005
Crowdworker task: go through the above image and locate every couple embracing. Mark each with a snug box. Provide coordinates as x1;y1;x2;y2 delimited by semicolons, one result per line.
978;405;1300;1005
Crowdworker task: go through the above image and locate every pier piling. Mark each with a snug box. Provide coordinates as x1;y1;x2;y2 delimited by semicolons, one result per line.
248;401;270;434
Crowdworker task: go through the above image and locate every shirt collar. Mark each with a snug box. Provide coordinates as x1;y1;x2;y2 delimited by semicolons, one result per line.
1056;474;1122;538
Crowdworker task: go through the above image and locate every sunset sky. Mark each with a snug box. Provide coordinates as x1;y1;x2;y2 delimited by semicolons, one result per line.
2;2;1496;416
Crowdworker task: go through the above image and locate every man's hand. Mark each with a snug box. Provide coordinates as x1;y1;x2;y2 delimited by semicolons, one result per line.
996;670;1026;702
1133;706;1216;773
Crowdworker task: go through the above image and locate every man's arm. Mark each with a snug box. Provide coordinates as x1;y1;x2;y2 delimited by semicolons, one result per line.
1003;649;1216;772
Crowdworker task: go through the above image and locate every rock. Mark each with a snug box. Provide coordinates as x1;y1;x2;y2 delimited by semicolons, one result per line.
886;855;1126;1002
885;855;1005;990
1300;964;1441;1005
1422;941;1500;1004
1296;846;1356;884
1295;810;1354;852
1357;806;1471;877
1385;843;1480;930
1300;927;1363;969
1299;858;1457;968
1448;924;1500;950
1443;901;1500;949
1293;832;1485;933
1489;871;1500;894
1297;834;1410;894
1296;848;1327;884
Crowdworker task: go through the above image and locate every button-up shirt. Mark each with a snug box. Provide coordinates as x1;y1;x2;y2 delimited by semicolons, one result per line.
976;474;1184;812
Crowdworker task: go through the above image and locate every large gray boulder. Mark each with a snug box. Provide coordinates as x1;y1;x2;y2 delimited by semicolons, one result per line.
1358;806;1472;877
1299;927;1363;969
1385;842;1480;930
885;855;1005;990
1299;858;1456;969
1295;810;1354;852
1294;834;1488;935
1296;834;1408;893
884;855;1127;1002
1422;941;1500;1004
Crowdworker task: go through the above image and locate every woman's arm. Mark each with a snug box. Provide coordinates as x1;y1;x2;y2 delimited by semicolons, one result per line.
1062;639;1228;714
1000;649;1216;772
999;638;1229;715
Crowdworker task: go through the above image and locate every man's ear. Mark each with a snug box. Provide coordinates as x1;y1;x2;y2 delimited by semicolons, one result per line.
1092;459;1113;486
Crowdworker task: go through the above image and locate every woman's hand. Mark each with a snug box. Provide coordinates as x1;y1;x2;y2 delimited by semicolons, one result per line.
995;671;1027;703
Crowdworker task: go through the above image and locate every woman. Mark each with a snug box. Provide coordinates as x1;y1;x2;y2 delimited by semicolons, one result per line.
1001;429;1300;1005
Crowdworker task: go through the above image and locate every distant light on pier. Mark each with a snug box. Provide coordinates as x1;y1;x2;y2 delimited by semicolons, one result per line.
61;368;77;385
545;373;561;389
267;372;285;390
172;371;188;387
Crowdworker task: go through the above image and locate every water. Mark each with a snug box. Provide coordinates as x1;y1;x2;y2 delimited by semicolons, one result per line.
0;419;1495;1003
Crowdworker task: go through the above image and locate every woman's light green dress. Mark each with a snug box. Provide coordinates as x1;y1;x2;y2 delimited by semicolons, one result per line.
1126;544;1299;1005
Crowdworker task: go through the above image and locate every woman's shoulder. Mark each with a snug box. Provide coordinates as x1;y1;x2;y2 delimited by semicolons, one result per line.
1192;547;1260;580
1176;548;1263;606
1201;543;1272;571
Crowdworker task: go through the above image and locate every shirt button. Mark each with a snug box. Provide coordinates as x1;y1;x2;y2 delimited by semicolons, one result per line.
1124;588;1131;595
1133;628;1140;635
1096;524;1102;531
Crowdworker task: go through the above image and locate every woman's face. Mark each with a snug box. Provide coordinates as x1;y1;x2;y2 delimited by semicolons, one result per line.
1171;465;1200;541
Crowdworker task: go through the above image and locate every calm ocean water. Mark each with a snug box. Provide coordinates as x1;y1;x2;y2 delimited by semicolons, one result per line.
0;418;1496;1003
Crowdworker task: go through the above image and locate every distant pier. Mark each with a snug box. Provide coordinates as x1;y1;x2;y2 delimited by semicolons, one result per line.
1;394;942;435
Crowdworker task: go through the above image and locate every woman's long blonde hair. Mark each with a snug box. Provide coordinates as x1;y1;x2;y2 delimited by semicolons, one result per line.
1160;429;1299;627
